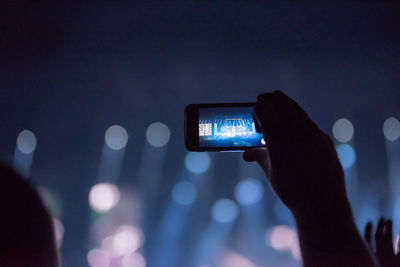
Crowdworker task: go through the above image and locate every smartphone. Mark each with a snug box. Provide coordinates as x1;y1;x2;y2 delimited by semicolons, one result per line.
184;102;265;151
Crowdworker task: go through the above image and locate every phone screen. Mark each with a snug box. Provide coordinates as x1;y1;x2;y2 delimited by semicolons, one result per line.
198;106;265;148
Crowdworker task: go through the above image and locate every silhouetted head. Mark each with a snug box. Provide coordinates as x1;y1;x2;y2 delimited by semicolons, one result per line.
0;162;58;267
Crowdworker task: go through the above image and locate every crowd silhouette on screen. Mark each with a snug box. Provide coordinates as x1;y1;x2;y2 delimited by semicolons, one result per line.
1;91;400;266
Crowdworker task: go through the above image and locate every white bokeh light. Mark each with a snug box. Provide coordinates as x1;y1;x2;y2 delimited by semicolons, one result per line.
16;130;37;154
105;125;129;150
89;183;120;213
234;178;264;206
383;117;400;141
267;225;297;251
52;217;64;248
146;122;171;147
112;225;144;256
332;118;354;143
121;253;147;267
184;152;211;174
87;248;110;267
211;198;239;223
172;181;197;205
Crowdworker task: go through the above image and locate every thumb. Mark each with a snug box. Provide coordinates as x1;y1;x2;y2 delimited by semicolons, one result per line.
243;147;271;177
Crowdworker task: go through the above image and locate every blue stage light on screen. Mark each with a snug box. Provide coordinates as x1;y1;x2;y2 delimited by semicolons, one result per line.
17;130;37;154
172;181;197;205
184;152;211;174
336;144;356;169
211;198;239;223
234;178;264;206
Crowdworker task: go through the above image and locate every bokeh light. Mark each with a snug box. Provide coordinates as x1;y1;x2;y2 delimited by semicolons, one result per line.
16;129;37;154
234;178;264;206
121;253;147;267
383;117;400;141
267;225;297;251
89;183;120;213
211;198;239;223
52;217;64;248
146;122;171;147
105;125;129;150
336;144;356;169
87;248;110;267
112;225;144;256
218;250;256;267
172;181;197;205
332;118;354;143
184;152;211;174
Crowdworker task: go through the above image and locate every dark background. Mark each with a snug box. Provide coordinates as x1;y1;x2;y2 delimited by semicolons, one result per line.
1;2;399;267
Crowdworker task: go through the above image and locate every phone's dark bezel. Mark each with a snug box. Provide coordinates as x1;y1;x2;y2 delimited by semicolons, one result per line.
184;102;262;152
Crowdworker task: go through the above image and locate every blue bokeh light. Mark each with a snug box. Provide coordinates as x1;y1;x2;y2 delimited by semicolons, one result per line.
172;181;197;205
211;198;239;223
234;178;264;206
184;152;211;174
336;144;356;170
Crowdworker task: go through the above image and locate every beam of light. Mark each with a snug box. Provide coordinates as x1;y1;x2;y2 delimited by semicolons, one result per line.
121;252;147;267
146;122;170;147
234;178;264;206
112;225;144;256
87;248;111;267
105;125;129;150
185;152;211;174
14;130;37;177
89;183;120;213
336;144;356;170
52;217;65;249
172;181;197;205
211;199;239;223
332;118;354;143
16;129;37;154
383;117;400;141
383;118;400;235
192;220;236;266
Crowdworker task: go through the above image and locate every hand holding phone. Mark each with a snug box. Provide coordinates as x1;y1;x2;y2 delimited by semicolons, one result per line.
184;103;265;151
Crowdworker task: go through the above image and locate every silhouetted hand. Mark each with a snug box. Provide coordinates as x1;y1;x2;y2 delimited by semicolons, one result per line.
243;91;347;220
364;218;400;267
243;91;377;266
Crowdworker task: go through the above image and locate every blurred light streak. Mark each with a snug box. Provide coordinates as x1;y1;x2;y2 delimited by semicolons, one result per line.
151;198;194;267
192;220;235;266
137;140;168;255
13;130;37;177
383;121;400;237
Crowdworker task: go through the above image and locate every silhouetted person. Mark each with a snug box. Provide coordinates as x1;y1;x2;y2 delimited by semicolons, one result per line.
364;218;400;267
243;91;378;266
0;162;59;267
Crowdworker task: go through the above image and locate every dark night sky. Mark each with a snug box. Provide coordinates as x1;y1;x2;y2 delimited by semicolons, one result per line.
0;2;399;266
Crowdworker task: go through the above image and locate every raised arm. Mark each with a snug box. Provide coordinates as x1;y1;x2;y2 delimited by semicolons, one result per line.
243;91;378;266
